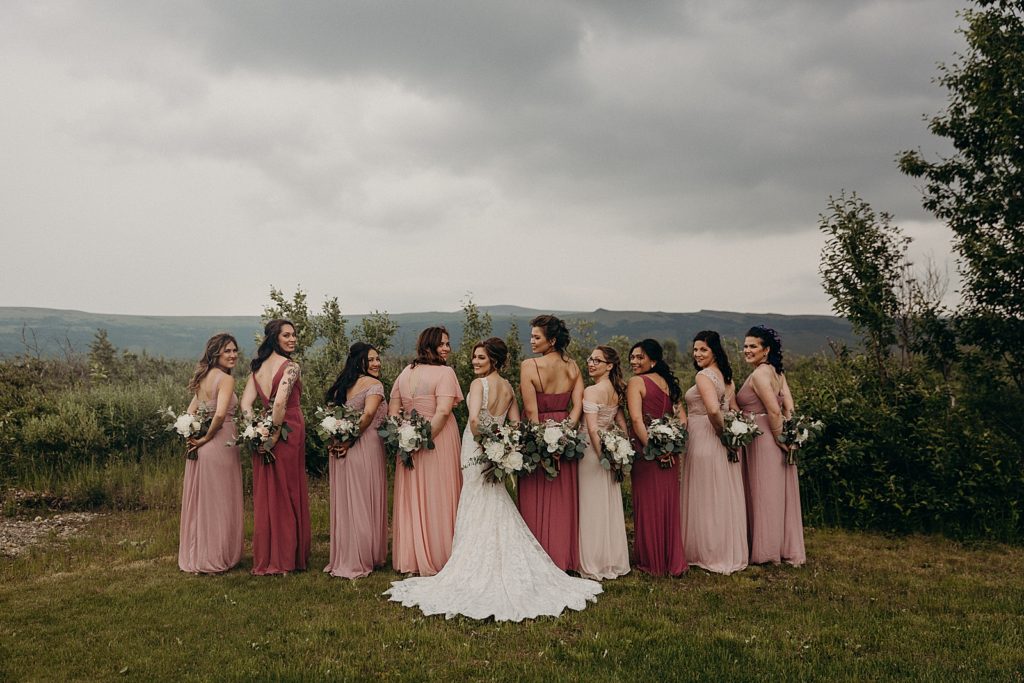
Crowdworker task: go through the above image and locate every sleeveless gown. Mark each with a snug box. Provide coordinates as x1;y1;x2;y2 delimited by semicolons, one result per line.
681;369;748;574
385;377;602;620
324;383;389;578
577;400;630;580
252;363;311;575
178;393;244;573
630;375;687;576
737;378;806;566
516;368;579;572
390;364;463;576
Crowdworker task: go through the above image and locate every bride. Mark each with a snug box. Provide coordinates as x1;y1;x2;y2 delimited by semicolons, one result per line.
384;337;602;621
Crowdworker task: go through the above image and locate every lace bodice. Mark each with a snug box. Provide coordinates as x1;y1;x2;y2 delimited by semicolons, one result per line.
477;377;509;428
684;369;726;417
346;382;388;430
582;400;618;430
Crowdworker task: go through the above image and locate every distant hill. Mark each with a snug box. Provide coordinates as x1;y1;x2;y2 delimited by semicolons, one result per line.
0;306;856;359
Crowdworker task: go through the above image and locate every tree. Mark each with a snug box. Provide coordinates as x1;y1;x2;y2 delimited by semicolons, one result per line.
352;311;399;354
504;319;523;391
261;287;318;360
452;295;493;391
898;0;1024;388
819;192;910;372
88;328;117;380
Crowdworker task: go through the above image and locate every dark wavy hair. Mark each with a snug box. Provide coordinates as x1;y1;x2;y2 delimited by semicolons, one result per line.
746;325;785;374
412;326;449;367
530;314;571;356
188;333;238;394
250;319;294;373
473;337;509;373
630;338;682;404
325;342;379;405
595;345;627;406
691;330;733;385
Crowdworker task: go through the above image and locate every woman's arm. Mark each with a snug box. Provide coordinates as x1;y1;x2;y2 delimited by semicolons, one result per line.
388;368;405;417
614;406;628;433
780;373;795;420
568;362;584;427
430;396;456;437
239;375;257;419
750;366;784;445
626;376;648;447
507;383;522;424
268;361;299;448
582;385;602;455
520;361;539;423
195;375;236;446
696;373;725;434
467;379;484;437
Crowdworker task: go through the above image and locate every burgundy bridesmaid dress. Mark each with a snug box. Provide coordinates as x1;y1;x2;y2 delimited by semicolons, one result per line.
517;381;580;572
630;375;687;576
251;362;311;575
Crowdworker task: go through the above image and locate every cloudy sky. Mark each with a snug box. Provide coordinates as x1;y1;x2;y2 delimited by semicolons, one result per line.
1;0;965;317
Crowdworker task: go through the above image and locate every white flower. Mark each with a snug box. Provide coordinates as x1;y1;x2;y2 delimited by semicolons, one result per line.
320;416;339;433
543;425;562;452
242;424;256;439
650;424;673;438
506;450;524;471
338;419;354;434
398;423;419;451
729;419;750;436
484;441;505;463
615;440;634;459
174;413;196;437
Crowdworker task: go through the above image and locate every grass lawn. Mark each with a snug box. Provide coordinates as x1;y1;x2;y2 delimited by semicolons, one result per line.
2;484;1023;682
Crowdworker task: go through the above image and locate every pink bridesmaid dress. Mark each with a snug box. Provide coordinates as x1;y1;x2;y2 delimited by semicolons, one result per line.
517;378;580;572
680;369;748;574
390;364;464;576
251;363;311;575
324;382;389;578
178;393;244;573
630;375;687;576
577;400;630;580
736;379;806;566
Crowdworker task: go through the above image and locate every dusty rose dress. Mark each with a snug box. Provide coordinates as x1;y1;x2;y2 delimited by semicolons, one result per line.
681;369;748;574
630;375;687;576
251;363;311;575
737;378;806;566
391;364;464;576
517;382;580;572
178;393;244;573
577;400;630;580
324;382;389;579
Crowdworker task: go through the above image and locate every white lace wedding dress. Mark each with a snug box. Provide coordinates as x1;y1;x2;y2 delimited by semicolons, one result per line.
384;377;602;621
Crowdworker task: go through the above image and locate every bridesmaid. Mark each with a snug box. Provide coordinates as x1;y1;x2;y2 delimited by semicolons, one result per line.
578;345;630;581
240;319;311;575
626;339;687;577
738;325;806;566
322;343;388;579
518;315;584;572
178;333;244;574
390;326;464;576
680;330;748;574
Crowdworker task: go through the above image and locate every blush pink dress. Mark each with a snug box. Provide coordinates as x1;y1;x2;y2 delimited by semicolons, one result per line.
251;362;311;575
178;393;244;573
517;372;579;572
681;369;748;574
390;364;464;576
324;382;389;579
577;400;630;580
737;377;806;566
630;375;687;576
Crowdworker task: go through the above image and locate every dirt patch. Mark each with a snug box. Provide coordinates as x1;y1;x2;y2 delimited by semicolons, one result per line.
0;512;101;557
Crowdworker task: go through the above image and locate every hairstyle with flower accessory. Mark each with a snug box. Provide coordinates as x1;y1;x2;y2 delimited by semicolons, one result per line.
250;319;294;373
691;330;734;385
473;337;509;373
188;333;238;394
630;338;683;404
325;342;380;405
746;325;785;374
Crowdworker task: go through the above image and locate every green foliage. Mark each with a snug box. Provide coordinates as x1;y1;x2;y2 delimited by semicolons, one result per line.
898;0;1024;388
261;287;319;359
565;317;597;371
503;319;523;392
352;311;399;354
452;296;493;393
88;328;116;380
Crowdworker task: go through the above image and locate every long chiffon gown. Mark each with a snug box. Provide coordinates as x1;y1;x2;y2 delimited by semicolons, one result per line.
680;369;748;575
577;400;630;580
630;375;687;576
252;363;311;575
324;383;389;579
385;377;602;620
390;364;464;576
737;378;806;566
517;370;579;572
178;393;244;573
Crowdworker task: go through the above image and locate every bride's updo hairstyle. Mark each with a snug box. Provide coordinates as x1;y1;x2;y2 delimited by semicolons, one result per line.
630;338;683;404
530;314;571;357
412;326;449;367
251;319;294;373
473;337;508;373
746;325;785;374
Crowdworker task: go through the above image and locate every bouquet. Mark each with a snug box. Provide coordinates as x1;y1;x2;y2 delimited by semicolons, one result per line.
378;410;434;469
521;419;586;480
720;410;762;462
229;410;292;464
471;421;529;485
778;414;824;465
314;404;364;457
644;415;687;469
598;426;635;482
161;405;212;460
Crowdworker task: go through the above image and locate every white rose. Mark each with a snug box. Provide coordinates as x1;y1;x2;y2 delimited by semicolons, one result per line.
651;424;672;437
729;420;750;436
338;419;354;434
398;423;419;451
485;441;505;462
616;440;634;459
174;414;195;437
506;450;524;471
320;416;339;433
242;424;256;439
543;426;562;451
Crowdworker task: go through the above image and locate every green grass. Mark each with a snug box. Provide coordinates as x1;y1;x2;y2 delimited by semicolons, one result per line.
2;482;1023;682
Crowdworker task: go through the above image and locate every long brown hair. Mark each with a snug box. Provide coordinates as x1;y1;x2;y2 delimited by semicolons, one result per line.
411;326;449;367
251;319;294;373
188;333;238;394
595;345;626;405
